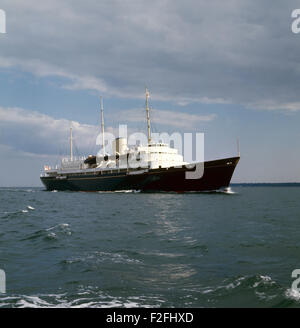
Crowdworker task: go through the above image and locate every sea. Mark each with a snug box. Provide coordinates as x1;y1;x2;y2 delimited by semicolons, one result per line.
0;185;300;308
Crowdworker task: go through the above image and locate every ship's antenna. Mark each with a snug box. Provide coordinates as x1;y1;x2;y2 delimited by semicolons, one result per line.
145;87;151;145
237;137;240;157
70;123;73;161
101;96;105;155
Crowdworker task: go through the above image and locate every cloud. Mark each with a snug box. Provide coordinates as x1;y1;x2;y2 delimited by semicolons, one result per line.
248;101;300;112
117;108;217;128
0;0;300;109
0;105;214;159
0;106;98;156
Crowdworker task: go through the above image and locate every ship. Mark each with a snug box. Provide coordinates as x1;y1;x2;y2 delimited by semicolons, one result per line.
40;89;240;192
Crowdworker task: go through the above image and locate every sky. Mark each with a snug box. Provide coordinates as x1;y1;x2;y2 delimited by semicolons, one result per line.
1;0;300;186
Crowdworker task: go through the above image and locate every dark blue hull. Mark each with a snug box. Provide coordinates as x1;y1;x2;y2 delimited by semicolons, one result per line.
40;157;239;192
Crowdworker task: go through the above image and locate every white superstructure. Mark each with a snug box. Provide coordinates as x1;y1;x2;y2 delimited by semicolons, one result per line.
41;89;188;177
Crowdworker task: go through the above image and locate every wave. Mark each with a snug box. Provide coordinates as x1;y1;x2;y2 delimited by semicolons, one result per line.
0;290;163;308
206;275;277;293
285;288;300;301
46;223;70;231
0;204;36;219
1;275;299;308
97;190;141;194
22;223;71;241
62;251;142;267
216;187;237;195
1;209;29;219
182;274;283;306
0;188;42;193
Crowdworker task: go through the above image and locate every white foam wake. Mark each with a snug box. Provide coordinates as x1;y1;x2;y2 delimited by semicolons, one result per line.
285;288;300;301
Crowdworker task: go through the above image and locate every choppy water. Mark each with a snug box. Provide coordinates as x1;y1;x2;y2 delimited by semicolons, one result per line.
1;186;300;308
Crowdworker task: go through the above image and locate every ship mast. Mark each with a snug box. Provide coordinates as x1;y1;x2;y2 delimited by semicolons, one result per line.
70;124;73;161
100;96;105;155
145;88;151;145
